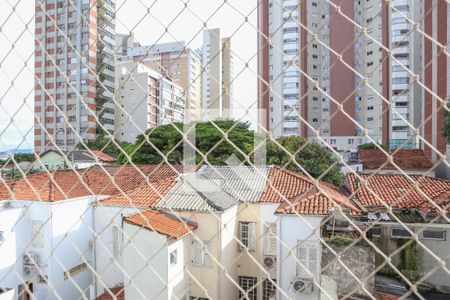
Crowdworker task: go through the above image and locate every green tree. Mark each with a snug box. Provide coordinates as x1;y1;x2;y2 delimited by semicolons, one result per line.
444;102;450;144
117;120;344;185
357;143;387;150
267;136;344;185
13;153;35;163
77;137;130;157
117;120;254;165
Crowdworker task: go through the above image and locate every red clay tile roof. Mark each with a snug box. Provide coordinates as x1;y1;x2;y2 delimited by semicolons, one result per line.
96;286;124;300
0;179;18;200
0;165;186;202
90;150;116;162
346;173;450;213
358;149;433;170
124;209;196;239
260;166;314;202
97;178;177;208
276;182;360;215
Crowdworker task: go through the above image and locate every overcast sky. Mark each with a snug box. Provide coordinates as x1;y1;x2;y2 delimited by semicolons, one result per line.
0;0;257;151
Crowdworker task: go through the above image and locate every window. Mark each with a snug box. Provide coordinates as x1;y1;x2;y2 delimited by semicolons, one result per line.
422;230;446;241
391;228;412;239
170;250;177;266
239;222;256;251
238;276;257;300
262;279;276;300
263;223;277;255
296;241;318;276
191;240;212;267
112;226;122;258
371;226;382;237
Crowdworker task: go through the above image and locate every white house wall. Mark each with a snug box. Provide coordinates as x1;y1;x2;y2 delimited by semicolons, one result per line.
278;215;323;300
122;222;170;300
218;205;238;298
93;205;138;296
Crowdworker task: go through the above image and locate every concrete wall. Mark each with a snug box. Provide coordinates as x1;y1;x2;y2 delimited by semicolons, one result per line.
373;222;450;293
321;242;375;297
122;222;190;300
0;196;97;300
93;205;138;296
278;215;323;300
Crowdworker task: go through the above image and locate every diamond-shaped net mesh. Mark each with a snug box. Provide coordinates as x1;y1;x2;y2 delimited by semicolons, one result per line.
0;0;449;299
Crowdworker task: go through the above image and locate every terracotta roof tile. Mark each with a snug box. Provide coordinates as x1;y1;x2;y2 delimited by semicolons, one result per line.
260;166;314;203
0;165;186;202
276;183;360;215
97;178;177;208
90;150;116;162
95;286;124;300
358;149;433;170
124;209;196;239
346;173;450;213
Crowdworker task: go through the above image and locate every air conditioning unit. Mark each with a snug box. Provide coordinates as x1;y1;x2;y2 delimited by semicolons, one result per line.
23;265;35;277
23;252;40;266
292;277;314;294
263;255;276;268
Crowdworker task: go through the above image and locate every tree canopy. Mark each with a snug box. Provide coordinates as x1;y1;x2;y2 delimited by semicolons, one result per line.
77;137;130;157
444;102;450;144
117;120;344;185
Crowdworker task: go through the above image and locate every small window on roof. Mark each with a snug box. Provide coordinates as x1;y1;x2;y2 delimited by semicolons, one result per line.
391;228;412;239
422;230;446;241
371;226;382;237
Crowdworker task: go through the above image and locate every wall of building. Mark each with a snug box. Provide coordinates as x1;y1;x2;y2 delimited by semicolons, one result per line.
278;215;323;300
372;222;450;293
122;222;190;300
93;205;138;296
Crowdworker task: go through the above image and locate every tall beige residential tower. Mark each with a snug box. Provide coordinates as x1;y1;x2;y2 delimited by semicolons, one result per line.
34;0;116;152
201;28;234;120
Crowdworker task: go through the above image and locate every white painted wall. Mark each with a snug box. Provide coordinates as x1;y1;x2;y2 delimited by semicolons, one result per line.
93;205;138;296
122;222;190;300
218;205;238;298
0;196;99;300
277;215;323;300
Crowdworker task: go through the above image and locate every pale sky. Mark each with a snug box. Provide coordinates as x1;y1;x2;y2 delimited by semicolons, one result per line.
0;0;258;151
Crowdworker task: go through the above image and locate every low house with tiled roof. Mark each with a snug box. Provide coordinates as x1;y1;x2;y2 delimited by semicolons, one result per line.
357;149;435;176
0;164;184;300
345;173;450;293
121;209;197;299
31;149;117;171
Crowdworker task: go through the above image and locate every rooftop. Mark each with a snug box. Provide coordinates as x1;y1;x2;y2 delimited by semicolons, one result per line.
95;286;124;300
124;209;196;239
345;173;450;213
358;149;433;171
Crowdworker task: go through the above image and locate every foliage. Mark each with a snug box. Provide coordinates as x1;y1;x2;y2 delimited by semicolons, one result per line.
13;153;35;163
444;102;450;144
117;120;255;165
357;143;387;150
117;120;344;185
325;235;356;247
267;136;344;185
77;137;130;157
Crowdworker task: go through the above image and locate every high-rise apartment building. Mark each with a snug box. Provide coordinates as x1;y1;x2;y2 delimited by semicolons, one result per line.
201;29;234;120
34;0;116;152
258;0;448;158
114;63;185;142
116;37;202;121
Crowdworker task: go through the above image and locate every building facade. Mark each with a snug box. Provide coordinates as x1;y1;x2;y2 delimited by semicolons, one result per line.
258;0;448;157
114;63;184;143
116;37;202;121
201;29;234;120
34;0;116;153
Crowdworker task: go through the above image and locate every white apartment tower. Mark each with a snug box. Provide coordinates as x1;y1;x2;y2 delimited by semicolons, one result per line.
201;28;234;120
34;0;116;152
116;37;202;121
115;63;185;142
